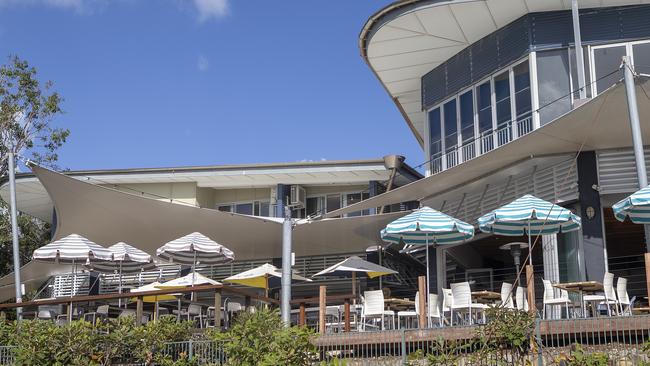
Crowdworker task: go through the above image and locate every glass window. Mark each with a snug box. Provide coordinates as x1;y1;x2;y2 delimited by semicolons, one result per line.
593;45;625;95
253;201;270;217
217;205;231;213
569;46;592;99
345;192;370;217
459;90;474;143
513;62;531;121
494;71;511;129
306;196;324;217
326;194;341;213
633;42;650;75
537;49;572;125
443;99;458;151
428;108;442;157
235;203;253;215
477;82;492;134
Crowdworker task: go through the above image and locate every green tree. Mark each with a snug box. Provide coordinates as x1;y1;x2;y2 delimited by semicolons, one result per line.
0;55;67;279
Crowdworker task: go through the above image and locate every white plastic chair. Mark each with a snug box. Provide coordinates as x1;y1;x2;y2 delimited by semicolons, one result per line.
84;304;109;324
427;293;442;327
516;287;529;312
360;290;395;331
442;288;453;325
583;272;618;316
397;293;442;329
542;279;573;319
501;282;515;309
450;282;486;326
616;277;632;316
397;292;419;329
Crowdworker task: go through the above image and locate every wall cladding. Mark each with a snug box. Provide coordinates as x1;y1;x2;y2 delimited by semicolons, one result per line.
422;5;650;110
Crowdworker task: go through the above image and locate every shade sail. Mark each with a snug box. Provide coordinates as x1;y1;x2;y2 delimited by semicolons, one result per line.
381;206;474;245
223;263;311;289
478;195;581;236
313;256;397;279
156;272;221;288
157;232;234;266
89;242;156;273
32;234;112;264
613;185;650;224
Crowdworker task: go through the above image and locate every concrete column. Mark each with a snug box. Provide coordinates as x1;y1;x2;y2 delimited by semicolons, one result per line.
577;152;606;281
542;235;560;284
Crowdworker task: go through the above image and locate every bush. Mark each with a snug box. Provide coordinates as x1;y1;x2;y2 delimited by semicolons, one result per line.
209;307;316;366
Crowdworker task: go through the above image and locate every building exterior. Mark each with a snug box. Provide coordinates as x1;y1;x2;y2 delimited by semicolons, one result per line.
348;0;650;296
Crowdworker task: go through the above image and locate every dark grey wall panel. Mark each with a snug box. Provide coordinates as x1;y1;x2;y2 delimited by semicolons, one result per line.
619;6;650;40
530;11;572;48
581;8;621;43
446;49;471;94
497;17;530;67
422;66;447;108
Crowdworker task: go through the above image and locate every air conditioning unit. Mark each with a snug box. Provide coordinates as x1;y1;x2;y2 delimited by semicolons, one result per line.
289;185;306;208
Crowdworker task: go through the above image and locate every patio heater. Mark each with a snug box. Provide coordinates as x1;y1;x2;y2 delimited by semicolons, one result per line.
499;242;528;282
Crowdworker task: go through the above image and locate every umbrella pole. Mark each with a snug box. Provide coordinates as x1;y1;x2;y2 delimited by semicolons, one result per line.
191;251;197;302
118;262;123;308
70;259;76;322
425;237;431;328
528;222;533;266
378;245;383;291
265;274;269;306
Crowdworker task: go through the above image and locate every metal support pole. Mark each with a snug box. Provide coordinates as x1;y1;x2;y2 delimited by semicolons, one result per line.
623;55;650;251
8;152;23;320
571;0;587;100
281;206;292;325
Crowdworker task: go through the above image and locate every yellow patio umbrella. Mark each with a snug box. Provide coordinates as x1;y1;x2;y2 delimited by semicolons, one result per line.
223;263;311;298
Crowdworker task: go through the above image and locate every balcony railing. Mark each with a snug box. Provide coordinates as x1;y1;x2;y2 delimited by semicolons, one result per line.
431;116;533;174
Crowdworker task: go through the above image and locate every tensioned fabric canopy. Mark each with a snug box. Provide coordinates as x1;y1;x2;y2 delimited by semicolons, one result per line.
224;263;311;289
380;206;474;246
89;242;156;273
156;232;235;266
613;185;650;224
313;256;397;279
33;234;113;264
156;272;221;288
478;195;581;236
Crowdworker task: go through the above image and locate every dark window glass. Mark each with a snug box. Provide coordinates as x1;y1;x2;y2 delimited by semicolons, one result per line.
494;71;511;128
235;203;253;215
443;99;458;152
428;108;442;157
594;45;625;95
326;194;341;213
477;82;492;133
513;62;531;121
306;197;323;217
459;91;474;143
633;42;650;75
259;201;269;217
537;49;572;125
217;205;231;213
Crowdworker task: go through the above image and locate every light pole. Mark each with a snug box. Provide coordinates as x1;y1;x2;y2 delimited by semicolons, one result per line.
280;206;293;325
7;151;23;320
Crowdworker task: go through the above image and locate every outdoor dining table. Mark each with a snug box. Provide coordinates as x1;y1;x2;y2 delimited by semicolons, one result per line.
553;281;603;317
471;290;501;304
384;298;415;310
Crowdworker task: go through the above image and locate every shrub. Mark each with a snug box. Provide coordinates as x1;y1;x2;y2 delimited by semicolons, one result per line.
209;307;316;366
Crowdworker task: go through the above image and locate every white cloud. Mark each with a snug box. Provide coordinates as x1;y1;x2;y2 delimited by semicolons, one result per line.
193;0;228;22
197;55;209;72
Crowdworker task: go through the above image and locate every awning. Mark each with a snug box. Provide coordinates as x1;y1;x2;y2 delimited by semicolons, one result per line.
0;166;407;301
322;79;650;219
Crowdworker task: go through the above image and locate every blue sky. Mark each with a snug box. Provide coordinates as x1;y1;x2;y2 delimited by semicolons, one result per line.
0;0;424;172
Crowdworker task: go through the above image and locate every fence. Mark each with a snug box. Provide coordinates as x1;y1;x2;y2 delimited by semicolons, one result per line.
161;340;227;365
0;347;14;366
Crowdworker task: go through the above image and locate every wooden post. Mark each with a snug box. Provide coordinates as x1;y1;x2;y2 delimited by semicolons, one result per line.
418;276;427;328
645;253;650;305
344;298;351;332
136;296;144;325
299;303;306;326
526;265;536;316
214;289;222;330
319;286;326;335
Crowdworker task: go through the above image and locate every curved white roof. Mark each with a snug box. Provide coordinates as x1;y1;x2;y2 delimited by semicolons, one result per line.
360;0;650;145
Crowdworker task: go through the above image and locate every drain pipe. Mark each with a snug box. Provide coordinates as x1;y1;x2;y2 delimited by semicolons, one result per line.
378;155;405;291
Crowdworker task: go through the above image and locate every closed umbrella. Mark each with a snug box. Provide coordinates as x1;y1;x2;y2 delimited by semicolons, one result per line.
382;207;474;327
224;263;311;298
313;256;397;300
478;194;581;266
613;185;650;223
87;242;156;306
156;232;234;287
32;234;112;320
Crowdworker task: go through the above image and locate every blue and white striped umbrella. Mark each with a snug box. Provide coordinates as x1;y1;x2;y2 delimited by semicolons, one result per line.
478;194;581;266
612;185;650;224
381;207;474;326
478;195;581;236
